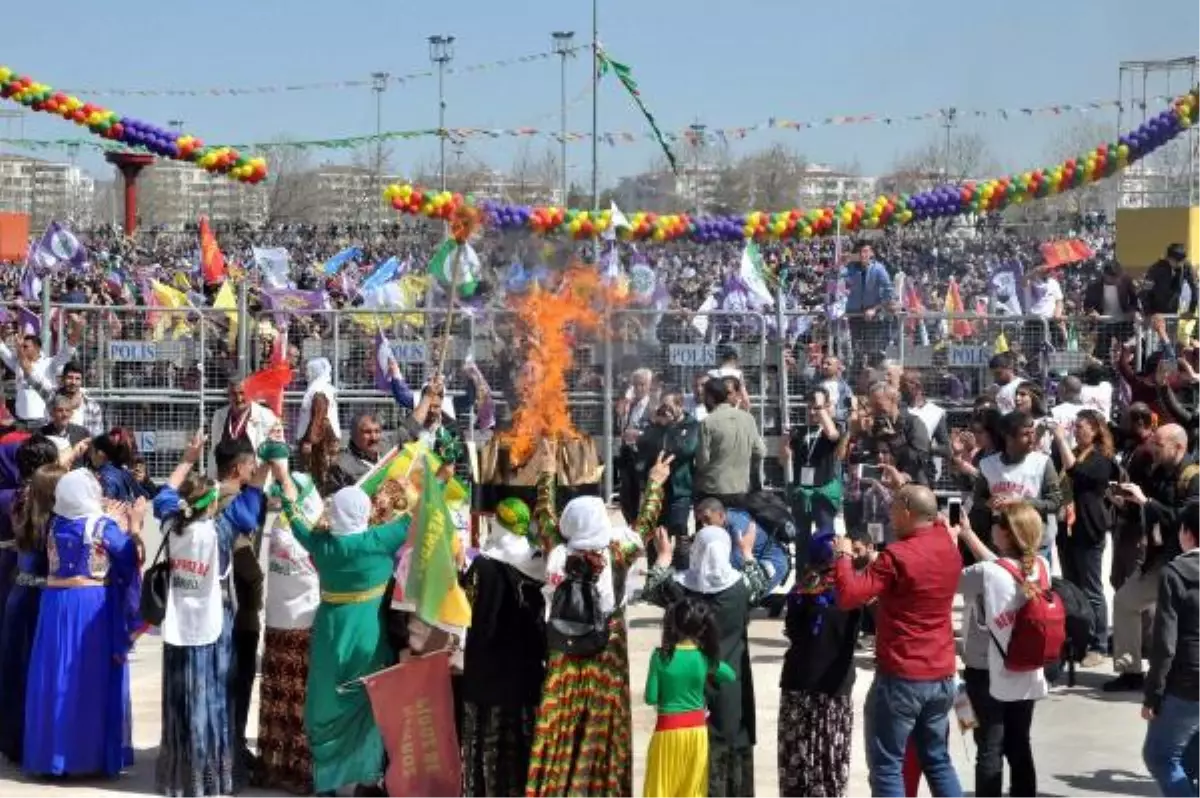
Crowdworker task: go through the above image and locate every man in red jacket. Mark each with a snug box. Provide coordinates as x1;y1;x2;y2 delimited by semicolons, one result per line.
833;484;963;797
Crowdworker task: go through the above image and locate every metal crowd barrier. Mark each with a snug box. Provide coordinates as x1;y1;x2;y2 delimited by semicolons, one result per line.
0;301;1188;484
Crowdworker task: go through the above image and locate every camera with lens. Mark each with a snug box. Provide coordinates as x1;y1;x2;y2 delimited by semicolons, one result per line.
871;415;897;439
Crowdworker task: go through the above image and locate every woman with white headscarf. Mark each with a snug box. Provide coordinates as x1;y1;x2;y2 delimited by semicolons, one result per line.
641;522;768;797
525;449;671;798
297;359;341;489
152;431;276;796
22;467;146;779
281;484;409;796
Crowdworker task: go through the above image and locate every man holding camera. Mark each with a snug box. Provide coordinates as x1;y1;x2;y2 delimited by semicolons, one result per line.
863;382;933;488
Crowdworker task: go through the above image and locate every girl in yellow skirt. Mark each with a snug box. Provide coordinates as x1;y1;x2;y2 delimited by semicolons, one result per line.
643;597;735;797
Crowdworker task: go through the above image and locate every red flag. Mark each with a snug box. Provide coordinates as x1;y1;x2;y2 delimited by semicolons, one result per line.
199;216;227;285
242;334;292;420
363;652;461;797
1039;238;1094;268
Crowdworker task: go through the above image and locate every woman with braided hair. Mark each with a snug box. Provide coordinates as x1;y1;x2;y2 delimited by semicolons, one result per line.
954;501;1052;798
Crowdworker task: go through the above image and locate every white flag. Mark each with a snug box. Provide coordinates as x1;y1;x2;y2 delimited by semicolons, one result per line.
692;294;718;337
251;246;292;290
739;241;774;308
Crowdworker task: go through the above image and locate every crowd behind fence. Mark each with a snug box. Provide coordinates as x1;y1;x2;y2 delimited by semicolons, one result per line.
9;300;1182;487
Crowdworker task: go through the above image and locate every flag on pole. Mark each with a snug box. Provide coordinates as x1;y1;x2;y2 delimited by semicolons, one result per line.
374;328;393;393
738;241;775;308
360;256;402;294
943;277;973;339
608;201;631;235
597;48;678;174
988;259;1025;315
1040;239;1094;268
261;288;328;328
19;267;40;302
251;246;292;290
145;279;194;340
400;454;472;633
242;329;291;419
213;281;238;349
27;221;86;272
322;246;363;276
428;242;480;299
198;217;226;285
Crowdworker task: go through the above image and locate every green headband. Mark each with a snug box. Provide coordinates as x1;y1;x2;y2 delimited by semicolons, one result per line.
190;487;221;513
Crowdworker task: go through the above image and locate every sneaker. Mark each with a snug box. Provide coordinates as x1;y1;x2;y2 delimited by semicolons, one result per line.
1081;651;1106;668
1101;672;1145;692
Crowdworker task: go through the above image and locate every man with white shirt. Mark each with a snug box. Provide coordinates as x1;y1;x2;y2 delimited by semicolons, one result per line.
989;352;1022;414
208;377;280;477
1024;266;1067;354
1050;375;1087;449
0;333;77;428
901;371;950;462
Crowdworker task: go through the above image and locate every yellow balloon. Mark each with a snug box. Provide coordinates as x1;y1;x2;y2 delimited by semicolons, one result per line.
0;67;11;82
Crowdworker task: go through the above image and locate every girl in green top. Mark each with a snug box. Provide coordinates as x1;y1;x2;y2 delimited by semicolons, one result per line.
643;598;735;798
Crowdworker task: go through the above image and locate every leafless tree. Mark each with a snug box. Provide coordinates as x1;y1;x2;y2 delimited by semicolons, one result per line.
738;143;807;209
885;131;996;193
260;144;324;225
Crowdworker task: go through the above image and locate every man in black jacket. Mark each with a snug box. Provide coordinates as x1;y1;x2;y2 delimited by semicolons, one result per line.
865;381;933;487
1143;243;1198;357
1084;260;1141;358
1106;423;1199;692
1142;499;1199;796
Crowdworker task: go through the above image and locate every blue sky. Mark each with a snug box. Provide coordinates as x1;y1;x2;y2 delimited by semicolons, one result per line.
5;0;1198;187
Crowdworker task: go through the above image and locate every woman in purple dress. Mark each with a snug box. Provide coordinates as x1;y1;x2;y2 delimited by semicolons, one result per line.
22;468;146;778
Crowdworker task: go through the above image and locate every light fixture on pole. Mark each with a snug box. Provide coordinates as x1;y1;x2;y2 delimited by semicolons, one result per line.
371;72;389;226
428;35;455;191
551;30;575;205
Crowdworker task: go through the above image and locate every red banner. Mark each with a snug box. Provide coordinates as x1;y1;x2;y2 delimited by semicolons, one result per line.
199;216;227;284
1040;238;1094;268
363;652;461;797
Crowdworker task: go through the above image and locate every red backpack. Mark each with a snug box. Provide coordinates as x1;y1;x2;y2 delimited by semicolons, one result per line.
989;559;1067;672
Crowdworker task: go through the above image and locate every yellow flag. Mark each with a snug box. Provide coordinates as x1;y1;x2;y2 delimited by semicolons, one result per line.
213;281;238;349
148;279;193;341
995;330;1009;354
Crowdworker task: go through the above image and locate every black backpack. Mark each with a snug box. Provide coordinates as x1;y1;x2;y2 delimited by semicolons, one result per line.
1046;576;1095;687
546;557;610;657
741;491;799;543
140;526;171;627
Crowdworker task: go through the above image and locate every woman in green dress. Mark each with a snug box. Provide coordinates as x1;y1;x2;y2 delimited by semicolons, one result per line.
281;484;409;797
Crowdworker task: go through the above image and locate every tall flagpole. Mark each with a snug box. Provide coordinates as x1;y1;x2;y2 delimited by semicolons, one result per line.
590;0;599;215
594;0;615;502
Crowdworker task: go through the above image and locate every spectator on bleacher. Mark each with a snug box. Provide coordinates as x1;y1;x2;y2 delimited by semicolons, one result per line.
208;377;280;477
1024;265;1067;350
0;333;77;429
1083;261;1140;358
1142;243;1198;319
841;240;894;368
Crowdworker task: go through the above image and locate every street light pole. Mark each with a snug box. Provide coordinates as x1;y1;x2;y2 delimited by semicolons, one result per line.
371;72;389;227
590;2;599;214
551;31;575;206
428;36;455;192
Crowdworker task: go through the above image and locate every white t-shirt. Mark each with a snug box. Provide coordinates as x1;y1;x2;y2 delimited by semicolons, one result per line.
978;451;1051;503
960;556;1051;702
1050;401;1085;449
163;519;226;647
1079;383;1114;421
994;379;1021;414
1026;278;1063;319
265;482;324;630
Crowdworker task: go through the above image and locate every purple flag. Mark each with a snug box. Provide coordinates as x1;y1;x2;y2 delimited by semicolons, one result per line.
19;267;40;302
27;221;86;273
262;289;328;327
16;306;40;337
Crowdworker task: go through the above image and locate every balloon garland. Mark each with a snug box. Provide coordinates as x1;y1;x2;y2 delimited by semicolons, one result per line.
0;66;267;184
384;88;1198;242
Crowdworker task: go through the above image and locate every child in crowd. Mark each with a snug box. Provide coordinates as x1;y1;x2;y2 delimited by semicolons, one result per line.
643;597;734;798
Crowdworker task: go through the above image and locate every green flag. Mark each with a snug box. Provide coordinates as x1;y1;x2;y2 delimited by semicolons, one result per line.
597;49;679;175
428;239;480;299
405;455;462;628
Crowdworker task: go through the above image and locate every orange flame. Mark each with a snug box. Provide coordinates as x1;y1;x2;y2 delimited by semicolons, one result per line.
501;264;621;465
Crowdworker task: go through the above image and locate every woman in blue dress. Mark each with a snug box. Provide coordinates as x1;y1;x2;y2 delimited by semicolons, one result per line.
0;461;67;763
152;431;280;797
22;468;145;778
91;428;151;503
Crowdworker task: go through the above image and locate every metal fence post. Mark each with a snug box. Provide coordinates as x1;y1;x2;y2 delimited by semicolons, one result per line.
602;306;614;502
332;312;341;388
40;287;52;353
198;314;207;472
97;309;107;393
236;279;249;377
774;288;792;482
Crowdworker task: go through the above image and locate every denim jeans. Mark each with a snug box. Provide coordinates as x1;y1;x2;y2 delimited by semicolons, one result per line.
730;529;791;594
867;673;962;797
1143;694;1200;797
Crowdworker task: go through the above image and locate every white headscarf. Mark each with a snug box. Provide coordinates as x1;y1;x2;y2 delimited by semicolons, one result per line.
328;486;371;536
675;525;741;594
54;469;103;519
482;518;546;582
545;496;624;615
298;357;341;440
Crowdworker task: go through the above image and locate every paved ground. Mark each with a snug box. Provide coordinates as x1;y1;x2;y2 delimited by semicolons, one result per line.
0;521;1160;797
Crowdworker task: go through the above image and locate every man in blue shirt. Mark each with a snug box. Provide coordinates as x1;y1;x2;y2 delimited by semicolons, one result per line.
839;240;894;369
695;497;791;596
